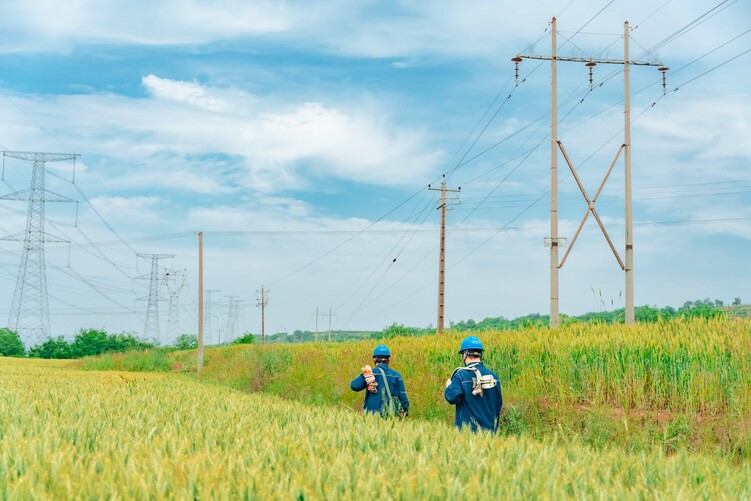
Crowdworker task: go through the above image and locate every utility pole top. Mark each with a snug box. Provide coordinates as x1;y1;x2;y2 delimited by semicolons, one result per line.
516;54;663;66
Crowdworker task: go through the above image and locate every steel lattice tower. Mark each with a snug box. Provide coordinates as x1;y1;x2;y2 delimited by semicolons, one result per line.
1;151;78;346
224;295;239;342
163;268;187;345
137;254;174;344
204;289;220;345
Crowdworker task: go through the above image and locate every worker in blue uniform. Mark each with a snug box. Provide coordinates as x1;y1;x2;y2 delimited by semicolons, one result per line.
351;345;409;417
444;336;503;432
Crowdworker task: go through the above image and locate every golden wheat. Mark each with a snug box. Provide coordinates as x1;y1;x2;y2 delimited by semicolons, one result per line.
3;357;751;499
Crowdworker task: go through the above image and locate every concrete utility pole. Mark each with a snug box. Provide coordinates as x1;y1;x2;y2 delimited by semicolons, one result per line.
550;20;560;328
428;175;460;335
197;232;203;372
623;21;635;325
256;286;269;344
311;308;335;342
517;18;663;326
328;306;332;342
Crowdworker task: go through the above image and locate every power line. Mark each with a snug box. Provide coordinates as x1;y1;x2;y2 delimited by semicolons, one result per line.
633;0;674;30
47;169;140;255
352;26;750;326
641;0;738;57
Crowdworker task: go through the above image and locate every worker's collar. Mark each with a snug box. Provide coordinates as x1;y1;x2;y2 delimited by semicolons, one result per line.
375;362;389;368
465;361;483;368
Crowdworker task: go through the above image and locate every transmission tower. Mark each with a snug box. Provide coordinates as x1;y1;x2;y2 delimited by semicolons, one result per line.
136;254;174;344
256;286;269;344
1;151;78;346
224;295;239;343
204;289;220;345
163;268;187;345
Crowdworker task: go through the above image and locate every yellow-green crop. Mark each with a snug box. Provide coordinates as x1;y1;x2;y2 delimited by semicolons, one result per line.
3;358;751;499
93;317;751;457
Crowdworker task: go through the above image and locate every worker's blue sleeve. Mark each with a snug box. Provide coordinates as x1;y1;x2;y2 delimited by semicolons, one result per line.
444;375;464;405
351;374;367;392
396;376;409;412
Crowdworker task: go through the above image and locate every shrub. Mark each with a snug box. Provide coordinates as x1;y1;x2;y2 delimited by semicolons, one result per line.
28;337;74;359
0;328;24;357
232;333;256;345
174;334;198;350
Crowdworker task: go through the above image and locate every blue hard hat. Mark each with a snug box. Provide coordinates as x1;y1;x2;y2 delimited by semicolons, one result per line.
373;345;391;357
459;336;484;353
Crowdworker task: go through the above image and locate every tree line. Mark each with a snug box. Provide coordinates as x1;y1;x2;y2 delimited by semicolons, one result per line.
0;329;256;359
0;298;743;358
449;298;739;332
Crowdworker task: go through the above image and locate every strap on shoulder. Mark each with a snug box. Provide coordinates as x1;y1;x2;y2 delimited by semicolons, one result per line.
376;366;393;402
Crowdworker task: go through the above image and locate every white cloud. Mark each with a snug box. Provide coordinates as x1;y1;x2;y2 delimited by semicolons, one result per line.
0;77;442;193
639;96;751;162
0;0;294;51
2;0;748;63
141;74;236;112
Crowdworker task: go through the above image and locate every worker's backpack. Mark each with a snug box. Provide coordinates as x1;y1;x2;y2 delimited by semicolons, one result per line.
450;365;497;397
376;367;405;419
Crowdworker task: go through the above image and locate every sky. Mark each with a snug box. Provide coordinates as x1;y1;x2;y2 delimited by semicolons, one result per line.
0;0;749;347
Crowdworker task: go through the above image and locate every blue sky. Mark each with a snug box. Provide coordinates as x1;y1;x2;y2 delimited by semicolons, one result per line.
0;0;749;346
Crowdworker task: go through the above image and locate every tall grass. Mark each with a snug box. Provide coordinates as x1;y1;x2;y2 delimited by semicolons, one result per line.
175;318;751;409
80;348;173;372
2;358;751;499
83;317;751;456
169;319;751;458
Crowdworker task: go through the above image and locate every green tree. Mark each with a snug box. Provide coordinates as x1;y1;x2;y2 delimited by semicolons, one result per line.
71;328;109;358
377;323;423;339
28;337;74;359
733;297;742;306
174;334;198;350
232;332;256;345
635;305;660;323
106;332;154;353
0;328;24;357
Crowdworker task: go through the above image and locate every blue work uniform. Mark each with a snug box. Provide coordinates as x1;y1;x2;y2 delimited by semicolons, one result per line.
444;361;503;433
350;363;409;415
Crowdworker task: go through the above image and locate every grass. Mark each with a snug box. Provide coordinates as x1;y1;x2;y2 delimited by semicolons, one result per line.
3;357;751;499
81;317;751;458
80;348;173;372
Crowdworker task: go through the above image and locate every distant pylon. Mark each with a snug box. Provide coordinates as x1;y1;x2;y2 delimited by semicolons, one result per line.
224;295;239;343
204;289;220;345
163;268;187;345
257;286;269;344
137;254;174;344
1;151;78;346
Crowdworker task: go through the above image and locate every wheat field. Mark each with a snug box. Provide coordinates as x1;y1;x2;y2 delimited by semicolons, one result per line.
3;357;751;499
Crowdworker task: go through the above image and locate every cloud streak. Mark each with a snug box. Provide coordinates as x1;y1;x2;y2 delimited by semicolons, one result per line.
0;75;443;193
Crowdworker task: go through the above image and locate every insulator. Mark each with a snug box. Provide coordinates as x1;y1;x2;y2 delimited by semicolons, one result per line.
585;62;597;91
658;67;669;96
512;57;522;84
